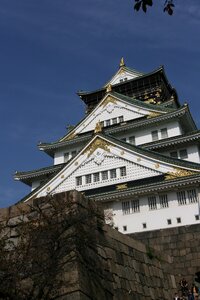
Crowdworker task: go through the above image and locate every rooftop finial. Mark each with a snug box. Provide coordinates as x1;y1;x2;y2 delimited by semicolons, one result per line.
119;57;125;67
106;84;112;93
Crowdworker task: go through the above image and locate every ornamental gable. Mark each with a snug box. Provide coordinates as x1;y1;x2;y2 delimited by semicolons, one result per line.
61;93;165;141
31;135;197;201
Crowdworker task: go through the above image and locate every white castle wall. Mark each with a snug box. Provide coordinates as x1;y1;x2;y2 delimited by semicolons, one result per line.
111;189;200;233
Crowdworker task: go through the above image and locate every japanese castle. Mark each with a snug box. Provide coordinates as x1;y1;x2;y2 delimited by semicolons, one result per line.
15;58;200;234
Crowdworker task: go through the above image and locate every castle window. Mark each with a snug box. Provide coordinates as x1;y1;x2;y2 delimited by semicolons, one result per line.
195;215;200;221
161;128;168;139
148;195;157;210
105;119;110;126
170;151;178;158
85;174;92;184
129;136;135;145
64;152;69;162
142;223;147;229
76;176;82;186
131;199;140;212
120;167;126;177
112;118;117;125
151;130;158;141
110;169;117;179
122;201;130;215
102;171;108;180
167;219;172;225
118;116;124;123
187;189;198;203
93;172;100;182
177;191;187;205
179;149;188;159
121;137;126;142
123;225;127;232
159;194;169;208
177;217;181;224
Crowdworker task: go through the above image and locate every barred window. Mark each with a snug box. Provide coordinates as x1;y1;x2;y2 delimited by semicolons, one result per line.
105;119;110;126
159;194;169;208
110;169;117;179
129;136;135;145
119;116;124;123
72;150;77;158
93;172;100;182
131;199;140;212
179;149;188;159
148;195;157;210
161;128;168;139
177;191;187;205
76;176;82;186
187;189;198;203
122;201;130;215
112;118;117;125
120;167;126;177
85;174;92;184
102;171;108;180
151;130;158;141
170;151;178;158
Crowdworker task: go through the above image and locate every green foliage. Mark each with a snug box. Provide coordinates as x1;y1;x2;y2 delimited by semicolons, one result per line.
134;0;175;15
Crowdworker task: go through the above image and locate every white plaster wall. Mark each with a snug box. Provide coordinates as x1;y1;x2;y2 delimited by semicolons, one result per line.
54;146;81;165
162;145;200;163
109;72;137;85
115;121;183;145
111;190;200;234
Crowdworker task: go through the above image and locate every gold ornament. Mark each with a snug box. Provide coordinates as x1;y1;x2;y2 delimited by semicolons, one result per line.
119;57;125;67
94;121;102;133
84;137;111;157
101;95;117;108
165;168;197;180
106;84;112;93
116;183;127;190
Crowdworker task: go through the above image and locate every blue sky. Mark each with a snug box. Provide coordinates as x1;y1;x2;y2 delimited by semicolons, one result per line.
0;0;200;207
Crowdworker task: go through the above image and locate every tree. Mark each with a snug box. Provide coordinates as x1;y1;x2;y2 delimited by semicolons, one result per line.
0;192;103;299
134;0;175;15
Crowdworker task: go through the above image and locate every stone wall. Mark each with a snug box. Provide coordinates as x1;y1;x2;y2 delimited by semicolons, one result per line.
131;224;200;288
0;191;177;299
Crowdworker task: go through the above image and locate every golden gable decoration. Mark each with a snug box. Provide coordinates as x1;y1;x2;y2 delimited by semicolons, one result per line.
165;168;197;180
84;138;111;158
101;95;117;108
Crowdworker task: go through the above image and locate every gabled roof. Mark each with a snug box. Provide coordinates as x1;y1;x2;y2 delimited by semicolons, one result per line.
39;103;197;157
14;163;66;186
21;133;200;203
142;130;200;151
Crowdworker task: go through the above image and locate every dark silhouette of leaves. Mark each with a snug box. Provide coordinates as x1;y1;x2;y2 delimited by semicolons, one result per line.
134;0;175;15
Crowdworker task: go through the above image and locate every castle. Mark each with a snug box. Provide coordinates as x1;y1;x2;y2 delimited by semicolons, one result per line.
15;58;200;234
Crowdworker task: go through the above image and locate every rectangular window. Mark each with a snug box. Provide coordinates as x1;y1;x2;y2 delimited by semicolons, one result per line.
161;128;168;139
64;152;69;162
105;119;110;126
170;151;178;158
142;223;147;229
121;138;126;142
123;225;127;232
71;150;77;158
85;174;92;184
110;169;117;179
118;116;124;123
151;130;158;141
120;167;126;177
148;195;157;210
112;118;117;125
93;172;100;182
159;194;169;208
187;189;198;203
122;201;130;215
102;171;108;180
177;217;181;224
167;219;172;225
76;176;82;186
131;199;140;212
179;149;188;159
195;215;200;221
177;191;187;205
129;136;135;145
